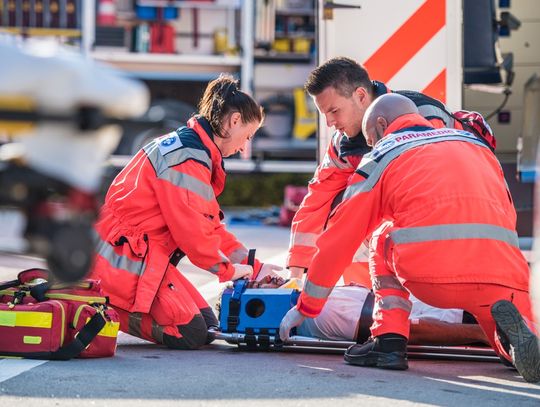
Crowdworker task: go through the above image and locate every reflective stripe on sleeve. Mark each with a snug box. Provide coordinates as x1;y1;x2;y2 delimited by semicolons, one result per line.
375;295;412;313
160;171;215;201
209;263;221;274
95;239;145;276
229;247;248;264
290;232;319;248
304;280;333;300
145;143;215;202
145;142;212;172
389;224;519;248
372;275;407;291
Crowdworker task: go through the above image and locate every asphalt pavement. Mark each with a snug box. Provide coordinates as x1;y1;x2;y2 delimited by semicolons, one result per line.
0;224;539;406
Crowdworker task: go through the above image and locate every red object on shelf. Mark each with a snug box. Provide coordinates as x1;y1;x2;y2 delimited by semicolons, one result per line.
150;23;175;53
97;0;117;26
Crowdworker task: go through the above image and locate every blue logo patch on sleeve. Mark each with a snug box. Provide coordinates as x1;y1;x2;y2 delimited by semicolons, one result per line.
157;131;183;155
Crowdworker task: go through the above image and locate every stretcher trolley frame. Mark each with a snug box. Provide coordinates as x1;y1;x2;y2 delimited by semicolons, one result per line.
212;330;500;362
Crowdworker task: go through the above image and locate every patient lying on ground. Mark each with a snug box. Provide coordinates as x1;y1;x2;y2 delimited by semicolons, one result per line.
244;277;488;346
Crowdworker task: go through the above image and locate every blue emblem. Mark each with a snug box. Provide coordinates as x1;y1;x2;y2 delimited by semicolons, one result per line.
160;136;177;147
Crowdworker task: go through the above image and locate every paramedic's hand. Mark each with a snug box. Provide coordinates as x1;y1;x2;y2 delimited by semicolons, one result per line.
288;266;305;279
231;264;253;281
279;306;306;342
255;263;284;282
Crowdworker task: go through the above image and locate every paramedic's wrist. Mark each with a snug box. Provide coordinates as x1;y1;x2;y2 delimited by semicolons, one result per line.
231;264;253;281
287;266;306;279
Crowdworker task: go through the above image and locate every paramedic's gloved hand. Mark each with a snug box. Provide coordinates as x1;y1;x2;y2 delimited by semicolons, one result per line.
255;263;284;282
279;306;306;342
287;266;305;279
231;264;253;281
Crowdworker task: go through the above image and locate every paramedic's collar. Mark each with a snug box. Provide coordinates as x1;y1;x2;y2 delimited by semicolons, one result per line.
372;80;390;98
195;115;215;140
339;131;371;158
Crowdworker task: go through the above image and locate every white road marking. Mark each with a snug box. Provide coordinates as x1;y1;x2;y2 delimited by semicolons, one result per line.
0;359;47;383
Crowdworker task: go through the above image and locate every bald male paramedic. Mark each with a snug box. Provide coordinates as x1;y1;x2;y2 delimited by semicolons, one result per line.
287;57;495;282
280;93;540;383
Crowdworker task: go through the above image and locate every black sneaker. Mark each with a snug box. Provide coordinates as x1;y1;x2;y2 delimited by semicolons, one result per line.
491;300;540;383
344;333;408;370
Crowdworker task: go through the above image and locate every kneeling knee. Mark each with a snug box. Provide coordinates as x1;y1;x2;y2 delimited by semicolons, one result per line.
163;315;208;350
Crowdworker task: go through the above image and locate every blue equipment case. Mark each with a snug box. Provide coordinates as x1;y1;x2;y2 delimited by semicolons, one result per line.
219;279;300;337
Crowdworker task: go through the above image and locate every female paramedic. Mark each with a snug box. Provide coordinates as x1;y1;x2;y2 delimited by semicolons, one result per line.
91;75;280;349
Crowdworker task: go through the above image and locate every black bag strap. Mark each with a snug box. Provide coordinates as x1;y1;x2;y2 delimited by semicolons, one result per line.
0;279;20;291
49;310;107;360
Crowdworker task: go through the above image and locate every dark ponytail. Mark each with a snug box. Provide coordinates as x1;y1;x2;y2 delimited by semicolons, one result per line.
198;74;263;138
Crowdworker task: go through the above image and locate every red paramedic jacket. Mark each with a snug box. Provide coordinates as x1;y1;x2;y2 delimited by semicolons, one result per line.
91;116;260;313
296;114;527;317
287;81;471;270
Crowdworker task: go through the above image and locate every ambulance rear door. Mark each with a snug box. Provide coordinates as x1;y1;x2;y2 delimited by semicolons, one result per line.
317;0;463;157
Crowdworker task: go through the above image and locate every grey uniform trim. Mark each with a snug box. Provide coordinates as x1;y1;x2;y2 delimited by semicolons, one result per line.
145;142;212;174
128;313;143;338
304;280;334;300
344;133;489;201
144;142;215;202
290;232;319;248
372;275;407;292
389;223;520;248
229;247;248;264
95;239;145;276
418;104;455;127
375;295;413;312
151;320;164;344
209;263;221;274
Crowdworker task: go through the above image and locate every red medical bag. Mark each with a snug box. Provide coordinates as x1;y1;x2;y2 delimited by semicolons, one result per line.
0;269;120;359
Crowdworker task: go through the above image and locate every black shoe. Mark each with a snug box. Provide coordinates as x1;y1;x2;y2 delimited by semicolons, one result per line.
491;300;540;383
344;333;408;370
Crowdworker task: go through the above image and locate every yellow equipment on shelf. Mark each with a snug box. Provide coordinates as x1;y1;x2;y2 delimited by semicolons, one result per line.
292;87;316;140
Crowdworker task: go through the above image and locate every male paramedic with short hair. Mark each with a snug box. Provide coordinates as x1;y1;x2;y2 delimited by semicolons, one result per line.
280;93;540;383
287;57;495;282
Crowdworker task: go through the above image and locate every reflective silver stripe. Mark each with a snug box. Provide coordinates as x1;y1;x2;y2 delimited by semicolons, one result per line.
163;147;212;171
209;263;221;274
229;247;248;264
218;250;230;263
163;171;215;201
95;239;145;276
345;134;489;200
152;320;164;344
372;275;407;292
418;104;454;127
145;142;212;173
304;280;333;300
128;313;143;338
320;151;351;170
389;224;519;248
145;142;215;202
375;295;412;312
290;232;319;248
320;133;351;170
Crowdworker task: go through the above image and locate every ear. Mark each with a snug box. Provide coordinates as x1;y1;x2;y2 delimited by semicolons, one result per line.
376;116;388;134
354;86;369;104
230;111;242;127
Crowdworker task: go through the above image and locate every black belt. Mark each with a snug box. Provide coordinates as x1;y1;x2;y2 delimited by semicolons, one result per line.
355;290;375;344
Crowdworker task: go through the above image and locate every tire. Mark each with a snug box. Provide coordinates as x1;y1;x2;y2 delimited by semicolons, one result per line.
115;99;196;156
